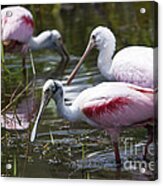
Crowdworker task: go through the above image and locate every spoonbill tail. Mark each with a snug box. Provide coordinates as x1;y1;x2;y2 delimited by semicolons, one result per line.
1;6;69;74
31;79;155;165
67;26;155;88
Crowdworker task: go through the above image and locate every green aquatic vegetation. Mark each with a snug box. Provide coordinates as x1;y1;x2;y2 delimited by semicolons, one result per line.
82;143;85;160
13;154;17;177
1;42;5;63
49;130;55;145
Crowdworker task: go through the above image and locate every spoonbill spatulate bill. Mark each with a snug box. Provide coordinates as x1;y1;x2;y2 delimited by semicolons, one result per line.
1;6;69;74
31;79;155;165
67;26;156;88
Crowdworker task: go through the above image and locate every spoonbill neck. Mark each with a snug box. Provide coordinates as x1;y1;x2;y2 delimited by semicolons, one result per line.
97;44;115;80
29;36;46;50
29;31;53;51
52;95;79;122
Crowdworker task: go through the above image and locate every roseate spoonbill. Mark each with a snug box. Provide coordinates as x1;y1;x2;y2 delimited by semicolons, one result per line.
30;79;155;165
67;26;156;88
1;6;69;74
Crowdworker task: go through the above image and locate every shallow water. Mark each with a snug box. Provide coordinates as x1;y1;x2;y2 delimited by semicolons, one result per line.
1;2;157;180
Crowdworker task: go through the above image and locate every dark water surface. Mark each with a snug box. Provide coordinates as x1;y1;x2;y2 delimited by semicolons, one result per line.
1;2;157;180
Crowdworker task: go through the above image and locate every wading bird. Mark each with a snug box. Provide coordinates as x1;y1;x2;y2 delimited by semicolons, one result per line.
31;79;155;165
67;26;155;88
1;6;69;74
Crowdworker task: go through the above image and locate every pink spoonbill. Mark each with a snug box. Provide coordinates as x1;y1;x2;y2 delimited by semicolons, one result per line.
1;6;69;74
30;79;155;165
67;26;156;88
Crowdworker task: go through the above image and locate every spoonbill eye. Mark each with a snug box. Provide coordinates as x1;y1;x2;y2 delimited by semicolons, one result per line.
58;37;62;41
45;88;50;93
92;35;96;40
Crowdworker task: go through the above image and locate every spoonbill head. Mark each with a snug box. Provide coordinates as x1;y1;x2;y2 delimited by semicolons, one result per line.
51;30;69;61
89;26;116;50
29;29;69;61
30;79;63;142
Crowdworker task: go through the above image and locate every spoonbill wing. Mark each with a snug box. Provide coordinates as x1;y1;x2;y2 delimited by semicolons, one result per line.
73;82;154;129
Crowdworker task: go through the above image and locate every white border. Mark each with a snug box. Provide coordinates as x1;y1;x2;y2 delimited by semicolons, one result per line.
1;0;162;186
